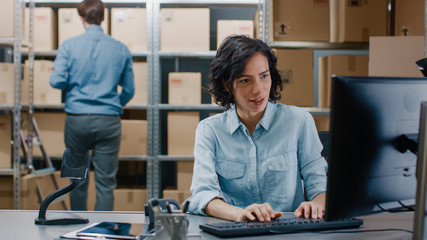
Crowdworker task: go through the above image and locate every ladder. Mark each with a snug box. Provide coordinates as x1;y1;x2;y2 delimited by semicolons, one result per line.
20;114;68;210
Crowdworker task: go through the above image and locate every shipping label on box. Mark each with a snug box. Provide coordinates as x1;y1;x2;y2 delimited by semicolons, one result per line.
273;0;329;41
119;120;147;156
217;20;254;49
274;49;314;107
126;61;148;106
111;8;147;52
0;115;11;169
167;112;199;156
58;8;109;46
0;63;14;105
168;72;202;105
24;7;57;51
161;8;210;51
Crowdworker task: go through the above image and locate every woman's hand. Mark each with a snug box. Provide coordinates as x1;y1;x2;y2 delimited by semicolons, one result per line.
237;203;283;222
205;199;282;222
293;193;326;219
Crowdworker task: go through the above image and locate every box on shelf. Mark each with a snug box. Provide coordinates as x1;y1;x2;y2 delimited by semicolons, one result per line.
24;7;57;51
318;55;369;108
272;0;329;41
0;63;15;105
162;189;192;205
125;61;148;106
0;0;23;37
111;8;147;52
394;0;424;36
160;8;210;52
274;49;314;107
119;120;147;156
168;72;202;105
369;36;424;77
330;0;388;42
27;112;66;158
313;115;330;132
114;188;147;211
0;171;93;210
0;115;11;169
167;112;200;156
177;161;193;191
22;60;61;105
217;20;254;49
58;8;109;46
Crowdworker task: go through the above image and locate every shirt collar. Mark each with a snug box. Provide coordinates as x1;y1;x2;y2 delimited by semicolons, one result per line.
85;25;104;33
226;101;277;134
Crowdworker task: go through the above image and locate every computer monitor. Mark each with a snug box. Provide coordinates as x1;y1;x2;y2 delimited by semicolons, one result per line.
325;76;427;221
413;101;427;240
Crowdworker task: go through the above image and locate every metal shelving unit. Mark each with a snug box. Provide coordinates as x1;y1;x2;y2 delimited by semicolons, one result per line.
0;0;35;209
149;0;263;199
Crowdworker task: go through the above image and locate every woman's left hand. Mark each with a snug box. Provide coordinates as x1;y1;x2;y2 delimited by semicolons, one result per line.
293;193;326;219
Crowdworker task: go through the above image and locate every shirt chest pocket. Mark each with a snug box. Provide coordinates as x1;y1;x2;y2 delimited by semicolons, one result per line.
216;159;246;197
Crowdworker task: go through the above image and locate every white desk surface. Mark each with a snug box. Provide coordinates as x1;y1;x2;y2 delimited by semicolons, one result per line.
0;210;414;240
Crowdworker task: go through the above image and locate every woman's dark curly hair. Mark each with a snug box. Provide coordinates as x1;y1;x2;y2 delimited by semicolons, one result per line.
208;35;282;109
77;0;105;25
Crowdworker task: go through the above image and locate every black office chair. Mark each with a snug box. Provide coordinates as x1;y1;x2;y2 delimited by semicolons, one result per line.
318;131;331;164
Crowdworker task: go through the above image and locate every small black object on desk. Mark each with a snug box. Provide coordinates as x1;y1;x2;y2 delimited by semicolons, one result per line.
35;148;92;225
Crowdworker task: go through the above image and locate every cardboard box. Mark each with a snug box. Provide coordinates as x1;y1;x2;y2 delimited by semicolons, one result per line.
318;55;369;107
119;120;147;156
394;0;424;36
0;172;84;210
126;61;148;106
0;0;23;37
274;49;314;107
167;112;199;156
0;63;14;105
330;0;388;42
168;72;202;105
161;8;210;51
113;188;147;211
58;8;109;46
162;189;192;205
272;0;329;41
313;115;330;132
0;115;11;169
369;36;424;77
30;112;66;157
0;174;38;210
217;20;254;49
24;7;57;51
177;161;193;191
111;8;147;52
22;60;61;105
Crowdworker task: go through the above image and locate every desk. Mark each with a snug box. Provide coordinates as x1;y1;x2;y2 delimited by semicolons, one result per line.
0;210;414;239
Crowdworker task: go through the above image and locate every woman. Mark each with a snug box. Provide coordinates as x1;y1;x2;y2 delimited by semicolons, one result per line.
185;35;327;222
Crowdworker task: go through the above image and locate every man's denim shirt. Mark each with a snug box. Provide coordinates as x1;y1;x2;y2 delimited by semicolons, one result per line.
186;101;328;215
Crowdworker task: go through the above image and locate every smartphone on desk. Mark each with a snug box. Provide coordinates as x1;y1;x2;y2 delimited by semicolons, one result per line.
73;222;147;240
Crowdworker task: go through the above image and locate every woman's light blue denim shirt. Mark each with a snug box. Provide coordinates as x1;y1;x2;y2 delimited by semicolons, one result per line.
186;101;328;215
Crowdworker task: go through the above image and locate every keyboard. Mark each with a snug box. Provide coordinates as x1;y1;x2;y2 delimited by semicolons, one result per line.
199;217;363;238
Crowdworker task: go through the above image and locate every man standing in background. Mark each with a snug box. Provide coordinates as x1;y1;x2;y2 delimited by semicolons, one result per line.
50;0;135;211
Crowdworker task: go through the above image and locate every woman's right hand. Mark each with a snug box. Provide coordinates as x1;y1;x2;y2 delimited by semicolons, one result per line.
237;203;283;222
